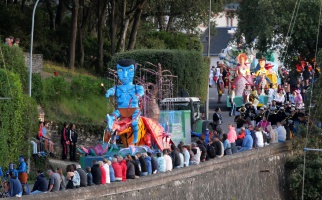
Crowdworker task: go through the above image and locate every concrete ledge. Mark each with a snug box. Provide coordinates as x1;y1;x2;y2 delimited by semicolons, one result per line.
22;142;292;200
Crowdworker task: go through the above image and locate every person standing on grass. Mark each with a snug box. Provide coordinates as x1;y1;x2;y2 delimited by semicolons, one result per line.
68;123;78;161
61;122;69;160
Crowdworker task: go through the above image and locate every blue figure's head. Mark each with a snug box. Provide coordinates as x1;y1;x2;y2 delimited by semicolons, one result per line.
117;59;136;85
19;156;25;163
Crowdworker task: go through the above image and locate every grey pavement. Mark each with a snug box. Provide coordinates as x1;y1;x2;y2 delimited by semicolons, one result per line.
208;86;235;134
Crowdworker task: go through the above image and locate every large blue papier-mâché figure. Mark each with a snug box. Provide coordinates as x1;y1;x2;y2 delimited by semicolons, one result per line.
105;59;144;143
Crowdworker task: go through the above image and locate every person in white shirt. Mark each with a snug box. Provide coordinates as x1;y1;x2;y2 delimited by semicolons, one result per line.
190;143;201;165
268;84;276;104
182;145;190;167
229;85;236;117
274;89;285;106
163;149;173;172
102;158;110;183
276;122;286;142
254;127;264;147
209;66;216;87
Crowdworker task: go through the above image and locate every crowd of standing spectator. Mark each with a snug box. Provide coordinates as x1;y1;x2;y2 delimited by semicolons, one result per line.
4;36;20;47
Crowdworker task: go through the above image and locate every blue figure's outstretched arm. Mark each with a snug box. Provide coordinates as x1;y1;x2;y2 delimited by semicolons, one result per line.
106;110;121;131
106;86;116;98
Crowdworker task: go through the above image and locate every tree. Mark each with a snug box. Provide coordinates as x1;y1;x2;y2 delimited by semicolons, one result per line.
127;0;147;50
144;0;224;33
77;0;93;68
55;0;67;27
96;0;108;73
45;0;55;30
69;0;79;69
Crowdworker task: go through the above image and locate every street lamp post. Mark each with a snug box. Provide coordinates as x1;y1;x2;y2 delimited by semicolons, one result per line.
206;0;211;120
28;0;40;97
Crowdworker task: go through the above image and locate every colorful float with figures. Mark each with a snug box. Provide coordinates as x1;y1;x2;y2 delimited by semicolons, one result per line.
78;59;185;168
219;40;281;108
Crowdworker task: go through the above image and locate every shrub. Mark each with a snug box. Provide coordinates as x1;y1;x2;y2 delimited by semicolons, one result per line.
0;69;38;169
0;44;28;92
70;76;105;99
109;49;209;102
136;31;203;52
31;73;44;104
43;76;69;102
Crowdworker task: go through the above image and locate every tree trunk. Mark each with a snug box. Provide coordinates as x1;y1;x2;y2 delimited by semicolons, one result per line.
55;0;66;27
115;0;127;53
109;0;116;56
157;15;164;31
45;0;55;30
96;0;108;74
166;15;174;32
20;0;25;12
117;18;129;52
127;0;146;51
77;0;91;69
69;0;79;69
77;24;84;68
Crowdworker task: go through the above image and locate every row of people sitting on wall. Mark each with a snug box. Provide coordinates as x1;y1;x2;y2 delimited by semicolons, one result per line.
1;156;29;197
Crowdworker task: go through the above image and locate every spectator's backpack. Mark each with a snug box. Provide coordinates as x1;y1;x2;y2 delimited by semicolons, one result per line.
207;144;216;158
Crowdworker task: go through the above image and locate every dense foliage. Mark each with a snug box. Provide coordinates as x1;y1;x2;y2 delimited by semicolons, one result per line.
0;69;38;169
285;124;322;200
136;31;203;52
0;45;28;91
0;0;226;74
284;50;322;200
110;49;209;102
37;75;109;125
236;0;322;67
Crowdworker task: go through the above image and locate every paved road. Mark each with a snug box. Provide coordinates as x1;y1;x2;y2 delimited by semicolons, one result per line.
208;86;235;134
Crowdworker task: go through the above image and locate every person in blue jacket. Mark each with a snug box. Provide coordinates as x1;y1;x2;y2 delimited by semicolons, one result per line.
143;153;152;175
17;156;29;195
17;156;27;174
8;171;22;197
5;164;18;180
238;129;254;152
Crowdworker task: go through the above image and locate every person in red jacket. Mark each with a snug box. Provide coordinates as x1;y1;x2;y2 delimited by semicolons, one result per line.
98;161;106;184
236;127;246;146
117;156;127;182
111;158;122;182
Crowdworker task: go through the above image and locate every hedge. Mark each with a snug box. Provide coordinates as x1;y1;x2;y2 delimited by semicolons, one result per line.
0;69;38;169
136;31;203;52
109;49;209;103
0;44;28;92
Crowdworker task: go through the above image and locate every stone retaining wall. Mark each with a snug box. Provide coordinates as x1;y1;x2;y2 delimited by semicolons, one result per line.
24;53;43;73
47;123;104;160
23;142;292;200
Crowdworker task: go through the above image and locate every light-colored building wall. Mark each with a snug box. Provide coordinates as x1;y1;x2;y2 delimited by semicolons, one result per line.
215;13;238;27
